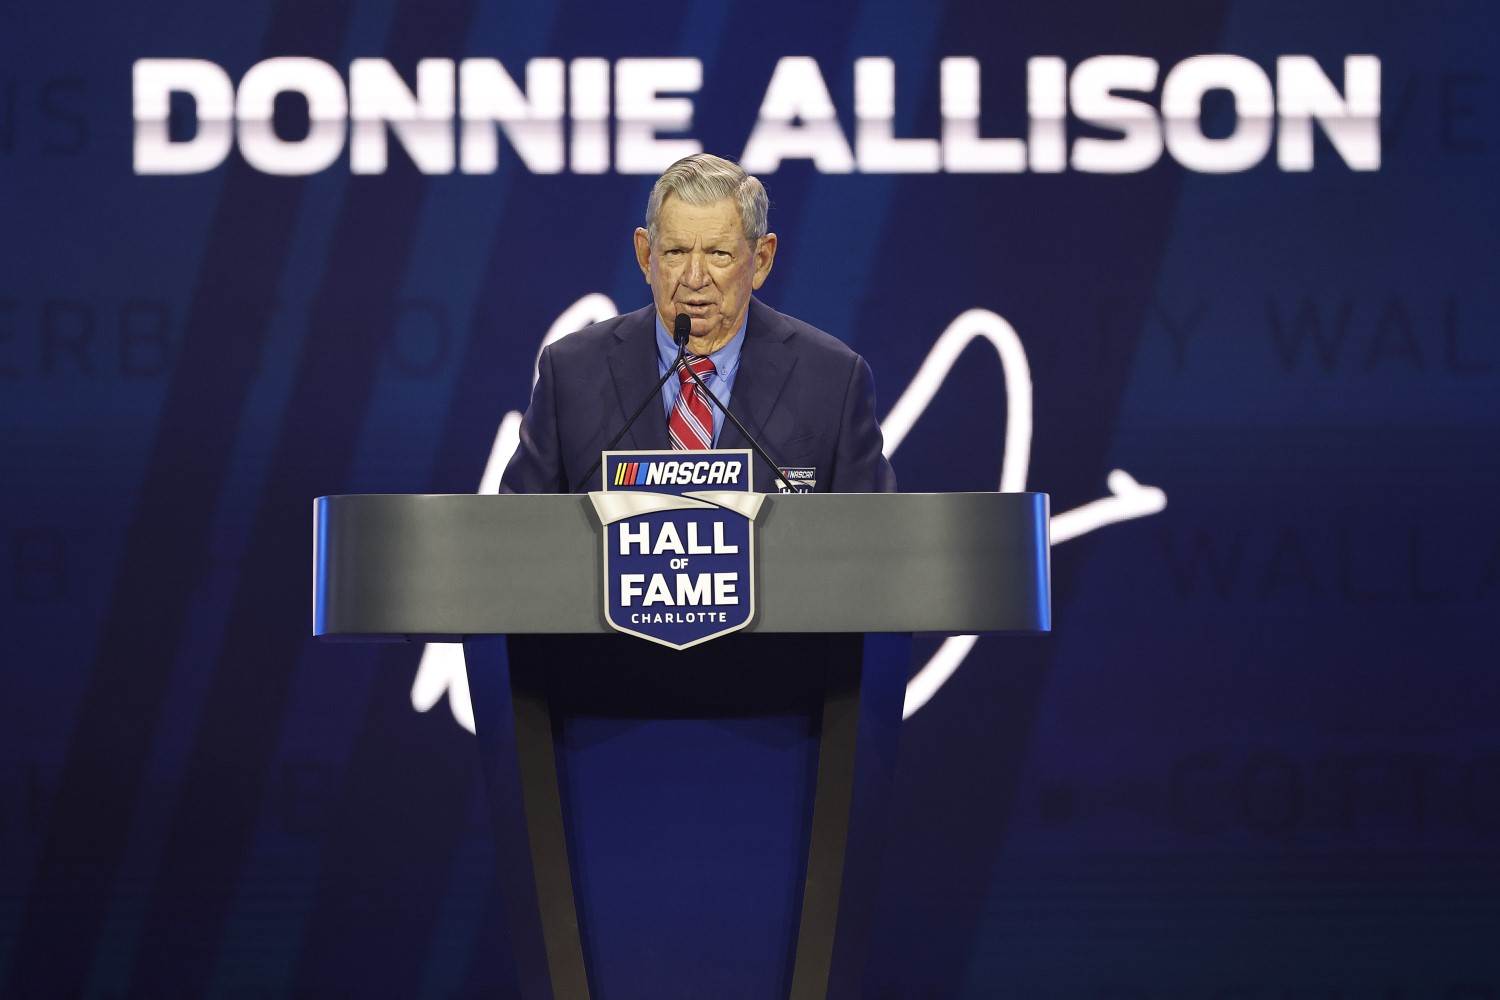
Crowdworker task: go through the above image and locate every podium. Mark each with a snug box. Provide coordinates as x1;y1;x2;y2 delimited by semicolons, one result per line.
314;492;1049;999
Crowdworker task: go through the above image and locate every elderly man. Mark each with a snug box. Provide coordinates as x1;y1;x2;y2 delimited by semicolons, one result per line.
501;153;896;494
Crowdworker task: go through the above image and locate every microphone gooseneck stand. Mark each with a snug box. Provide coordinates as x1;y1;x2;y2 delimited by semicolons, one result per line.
676;354;799;495
572;312;798;495
569;320;689;494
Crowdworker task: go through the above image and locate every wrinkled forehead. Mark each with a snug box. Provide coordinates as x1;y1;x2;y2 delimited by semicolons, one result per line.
654;195;747;245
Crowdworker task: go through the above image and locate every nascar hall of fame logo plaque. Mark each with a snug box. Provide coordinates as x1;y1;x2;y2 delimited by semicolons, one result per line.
590;449;765;650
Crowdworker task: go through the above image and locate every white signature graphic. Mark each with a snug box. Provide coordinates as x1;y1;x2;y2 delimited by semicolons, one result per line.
410;295;1166;731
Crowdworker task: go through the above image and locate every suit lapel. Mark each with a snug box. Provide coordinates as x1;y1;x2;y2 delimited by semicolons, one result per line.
607;307;671;451
721;298;797;454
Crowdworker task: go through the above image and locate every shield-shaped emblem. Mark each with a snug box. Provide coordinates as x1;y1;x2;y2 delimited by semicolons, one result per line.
590;449;763;650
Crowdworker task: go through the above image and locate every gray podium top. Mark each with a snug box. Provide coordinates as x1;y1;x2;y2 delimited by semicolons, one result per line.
313;492;1050;641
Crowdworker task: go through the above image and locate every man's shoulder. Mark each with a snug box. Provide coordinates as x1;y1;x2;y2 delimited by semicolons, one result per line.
748;299;863;363
546;304;654;360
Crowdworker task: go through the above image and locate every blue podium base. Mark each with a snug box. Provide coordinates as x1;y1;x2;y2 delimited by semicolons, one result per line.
464;631;909;1000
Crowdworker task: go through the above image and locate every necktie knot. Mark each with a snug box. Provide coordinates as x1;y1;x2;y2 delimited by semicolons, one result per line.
677;354;716;385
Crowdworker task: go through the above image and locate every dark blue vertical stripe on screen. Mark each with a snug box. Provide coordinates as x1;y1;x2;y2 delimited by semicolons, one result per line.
859;3;1236;997
774;0;948;349
120;3;483;995
288;3;566;994
4;5;357;996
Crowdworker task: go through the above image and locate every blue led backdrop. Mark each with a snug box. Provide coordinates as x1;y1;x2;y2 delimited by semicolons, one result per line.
2;0;1497;994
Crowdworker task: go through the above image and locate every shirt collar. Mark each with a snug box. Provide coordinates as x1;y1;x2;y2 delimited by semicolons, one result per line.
654;311;747;377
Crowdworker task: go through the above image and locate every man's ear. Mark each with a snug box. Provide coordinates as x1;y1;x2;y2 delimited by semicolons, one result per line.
634;228;653;283
751;232;777;290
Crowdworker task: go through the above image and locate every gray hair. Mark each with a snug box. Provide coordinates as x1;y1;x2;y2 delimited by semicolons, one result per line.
645;153;769;246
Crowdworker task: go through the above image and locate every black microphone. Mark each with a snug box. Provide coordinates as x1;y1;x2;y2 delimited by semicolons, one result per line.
569;325;688;493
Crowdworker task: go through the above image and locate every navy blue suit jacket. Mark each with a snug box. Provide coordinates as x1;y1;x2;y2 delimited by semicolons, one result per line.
500;298;896;494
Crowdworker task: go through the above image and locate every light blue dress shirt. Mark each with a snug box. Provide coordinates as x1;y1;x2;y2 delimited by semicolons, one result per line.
654;313;746;446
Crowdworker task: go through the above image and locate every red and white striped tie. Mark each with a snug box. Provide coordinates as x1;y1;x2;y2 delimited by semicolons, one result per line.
668;354;717;451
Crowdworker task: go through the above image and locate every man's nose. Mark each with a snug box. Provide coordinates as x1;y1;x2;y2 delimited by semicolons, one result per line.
682;253;710;287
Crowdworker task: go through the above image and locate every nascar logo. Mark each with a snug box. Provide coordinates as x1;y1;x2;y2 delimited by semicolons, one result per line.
613;458;745;487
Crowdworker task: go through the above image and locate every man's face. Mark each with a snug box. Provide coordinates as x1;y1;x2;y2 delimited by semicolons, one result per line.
634;195;777;350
